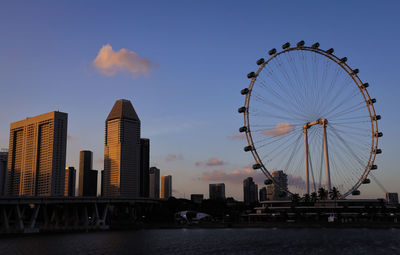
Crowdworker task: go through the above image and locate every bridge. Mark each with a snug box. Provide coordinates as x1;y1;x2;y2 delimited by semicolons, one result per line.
0;197;162;234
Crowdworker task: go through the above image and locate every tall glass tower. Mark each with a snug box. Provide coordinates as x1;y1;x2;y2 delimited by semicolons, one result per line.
103;99;141;197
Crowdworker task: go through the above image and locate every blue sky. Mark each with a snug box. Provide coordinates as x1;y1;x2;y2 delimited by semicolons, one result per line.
0;1;399;200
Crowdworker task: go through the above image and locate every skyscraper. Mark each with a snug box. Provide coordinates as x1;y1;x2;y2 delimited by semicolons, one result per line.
243;177;258;205
149;166;160;198
209;183;225;200
64;166;76;197
267;170;288;201
6;111;67;196
140;138;150;197
78;150;97;196
161;175;172;199
259;187;267;202
0;150;8;196
103;99;141;197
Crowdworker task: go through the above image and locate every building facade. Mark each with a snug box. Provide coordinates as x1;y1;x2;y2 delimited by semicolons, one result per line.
267;170;288;201
259;187;267;202
209;183;225;200
78;151;97;196
161;175;172;199
140;138;150;197
0;151;8;196
6;111;67;196
103;99;141;197
243;177;258;205
64;166;76;197
149;166;160;198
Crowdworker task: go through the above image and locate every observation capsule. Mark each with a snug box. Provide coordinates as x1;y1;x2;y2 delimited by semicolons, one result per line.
252;163;262;170
362;178;371;184
375;132;383;137
282;42;290;49
351;69;359;75
373;115;381;121
374;148;382;154
368;98;376;104
241;88;249;95
361;83;369;89
352;190;361;196
370;164;378;170
339;57;347;63
326;48;334;54
269;48;277;55
264;179;273;185
247;72;256;79
244;146;253;152
311;42;320;49
238;106;247;113
257;58;265;65
297;40;305;47
239;126;248;133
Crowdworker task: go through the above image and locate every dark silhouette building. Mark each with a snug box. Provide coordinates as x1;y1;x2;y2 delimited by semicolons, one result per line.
209;183;225;200
104;99;141;197
78;150;97;196
64;166;76;197
243;177;258;205
0;151;7;196
149;167;160;198
140;138;150;197
191;194;204;204
259;187;267;202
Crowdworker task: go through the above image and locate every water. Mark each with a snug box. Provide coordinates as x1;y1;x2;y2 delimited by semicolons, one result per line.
1;228;400;255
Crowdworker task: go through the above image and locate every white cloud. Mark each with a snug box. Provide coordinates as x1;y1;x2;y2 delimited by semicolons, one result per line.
262;122;295;137
92;44;155;76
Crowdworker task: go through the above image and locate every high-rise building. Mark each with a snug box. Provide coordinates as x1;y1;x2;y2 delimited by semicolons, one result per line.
140;138;150;197
103;99;141;197
243;177;258;205
259;187;267;202
209;183;225;200
0;150;8;196
100;170;104;197
78;150;97;197
161;175;172;199
64;167;76;197
7;111;67;196
267;170;288;201
149;166;160;198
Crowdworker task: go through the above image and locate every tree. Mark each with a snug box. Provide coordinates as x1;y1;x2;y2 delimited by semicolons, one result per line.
291;193;300;203
318;187;328;200
310;192;318;202
329;187;341;200
303;193;311;203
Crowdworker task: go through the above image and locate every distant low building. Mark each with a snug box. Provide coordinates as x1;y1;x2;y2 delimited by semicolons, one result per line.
209;183;225;200
386;192;399;205
78;150;97;197
191;194;204;204
149;167;160;198
0;151;7;196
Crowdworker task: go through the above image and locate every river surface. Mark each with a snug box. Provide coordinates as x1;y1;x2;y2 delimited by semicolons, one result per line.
1;228;400;254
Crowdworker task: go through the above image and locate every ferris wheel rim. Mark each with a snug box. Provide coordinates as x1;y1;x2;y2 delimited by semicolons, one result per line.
241;43;380;198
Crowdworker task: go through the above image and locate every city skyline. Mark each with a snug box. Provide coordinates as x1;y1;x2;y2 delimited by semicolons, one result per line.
0;1;400;200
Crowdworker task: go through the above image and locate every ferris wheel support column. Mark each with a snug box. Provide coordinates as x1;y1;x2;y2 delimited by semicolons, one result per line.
321;118;332;192
303;125;310;195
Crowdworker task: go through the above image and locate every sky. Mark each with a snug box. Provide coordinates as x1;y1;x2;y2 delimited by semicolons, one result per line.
0;1;399;200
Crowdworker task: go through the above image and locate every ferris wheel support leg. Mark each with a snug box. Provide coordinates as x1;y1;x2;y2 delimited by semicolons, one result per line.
303;126;310;195
322;119;332;192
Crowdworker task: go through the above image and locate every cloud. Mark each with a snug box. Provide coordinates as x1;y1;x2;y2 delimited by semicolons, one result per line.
196;157;225;167
165;154;184;162
92;44;155;76
228;134;246;140
67;134;74;141
262;122;295;137
95;158;104;164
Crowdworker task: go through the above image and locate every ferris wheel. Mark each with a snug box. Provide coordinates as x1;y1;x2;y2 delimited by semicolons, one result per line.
239;41;382;198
